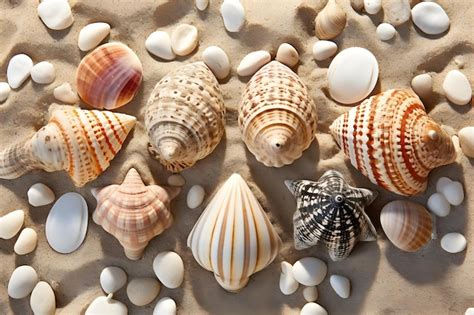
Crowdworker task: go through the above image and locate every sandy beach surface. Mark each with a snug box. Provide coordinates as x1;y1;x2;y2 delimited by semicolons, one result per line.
0;0;473;314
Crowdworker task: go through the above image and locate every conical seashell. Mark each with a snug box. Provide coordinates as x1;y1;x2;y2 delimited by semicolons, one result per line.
145;62;225;172
187;173;281;292
0;108;136;187
238;61;317;167
380;200;432;252
315;0;347;40
330;89;456;196
92;168;180;260
76;42;143;110
286;170;377;261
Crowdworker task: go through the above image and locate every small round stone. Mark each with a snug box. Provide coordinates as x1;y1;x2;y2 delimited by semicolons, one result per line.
78;22;111;51
126;278;160;306
292;257;327;286
28;183;55;207
100;266;128;294
220;0;246;32
300;302;328;315
153;297;177;315
303;286;318;302
14;228;38;255
31;61;56;85
442;70;472;106
187;185;205;209
7;54;33;89
0;82;11;102
411;2;450;35
312;40;338;61
153;251;184;289
276;43;299;67
411;73;433;98
202;46;231;79
37;0;74;30
237;50;271;77
8;265;38;299
53;82;79;104
376;23;396;41
329;275;350;299
30;281;56;315
146;31;176;61
171;24;198;56
364;0;382;14
439;181;464;206
167;174;186;187
459;127;474;158
441;233;467;254
426;193;450;217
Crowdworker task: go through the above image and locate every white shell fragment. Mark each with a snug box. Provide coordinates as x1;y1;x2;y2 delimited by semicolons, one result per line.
126;277;161;306
312;41;338;61
442;70;472;106
441;233;467;253
279;261;299;295
28;183;55;207
146;31;176;61
37;0;74;30
220;0;246;32
427;193;451;217
0;82;11;102
292;257;327;286
303;286;319;302
8;265;39;299
327;47;379;104
7;54;33;89
31;61;56;85
411;73;433;98
276;43;299;67
153;297;177;315
53;82;79;104
45;192;88;254
383;0;411;26
330;275;350;299
439;181;464;206
186;185;205;209
85;294;128;315
411;2;450;35
195;0;209;11
459;127;474;158
237;50;271;77
153;251;185;289
300;302;328;315
167;174;186;187
100;266;127;294
14;228;38;255
364;0;382;15
78;22;111;51
202;46;231;79
376;23;396;41
0;209;25;239
171;24;199;56
30;281;56;315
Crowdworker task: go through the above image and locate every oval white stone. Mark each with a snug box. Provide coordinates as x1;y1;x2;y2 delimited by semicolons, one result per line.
30;281;56;315
153;251;184;289
126;277;160;306
100;266;127;294
300;302;328;315
279;261;299;295
292;257;327;286
220;0;246;32
53;82;79;104
328;47;379;104
364;0;382;14
436;176;452;193
376;23;396;41
237;50;271;77
7;54;33;89
439;181;464;206
14;228;38;255
203;46;231;79
312;41;338;61
276;43;299;68
45;192;88;254
441;233;467;254
0;82;11;102
31;61;56;85
426;193;450;217
86;295;128;315
146;31;176;61
171;24;198;56
442;70;472;106
195;0;209;11
153;297;177;315
330;274;350;299
78;22;111;51
459;127;474;158
303;286;318;302
8;265;38;299
411;73;433;98
187;185;205;209
167;174;186;187
0;209;25;239
383;0;411;26
411;2;450;35
28;183;55;207
37;0;74;31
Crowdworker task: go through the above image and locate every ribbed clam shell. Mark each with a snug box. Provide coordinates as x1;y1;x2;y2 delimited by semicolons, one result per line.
145;62;225;172
315;0;347;40
285;170;377;261
0;108;136;187
187;173;281;292
380;200;432;252
92;168;180;260
76;42;143;109
238;61;317;167
330;89;456;196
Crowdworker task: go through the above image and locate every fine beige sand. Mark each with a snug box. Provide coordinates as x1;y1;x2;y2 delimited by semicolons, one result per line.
0;0;473;314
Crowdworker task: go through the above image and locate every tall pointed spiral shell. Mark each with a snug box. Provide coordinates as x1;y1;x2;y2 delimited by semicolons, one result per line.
238;61;317;167
92;168;180;260
330;89;456;196
0;108;136;187
187;174;281;292
76;42;143;109
145;62;226;172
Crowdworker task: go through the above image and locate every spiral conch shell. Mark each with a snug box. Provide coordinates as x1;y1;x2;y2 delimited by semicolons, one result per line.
238;61;317;167
145;62;226;172
187;174;281;292
0;108;136;187
76;42;143;109
315;0;347;40
92;168;180;260
330;89;456;196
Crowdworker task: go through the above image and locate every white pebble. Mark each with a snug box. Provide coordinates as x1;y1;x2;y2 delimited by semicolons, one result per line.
279;261;299;295
330;275;350;299
14;228;38;255
459;127;474;158
78;22;111;51
30;281;56;315
153;251;184;289
466;308;474;315
300;302;328;315
436;177;452;193
364;0;382;14
37;0;74;30
442;70;472;106
202;46;231;79
439;181;464;206
100;266;127;294
31;61;56;85
187;185;205;209
53;82;79;104
8;265;38;299
292;257;327;286
276;43;299;67
303;286;318;302
411;2;450;35
237;50;271;77
411;73;433;98
220;0;246;32
195;0;209;11
441;233;467;254
28;183;55;207
376;23;396;41
0;82;11;102
146;31;176;61
7;54;33;89
383;0;411;26
126;278;160;306
426;193;450;217
167;174;186;187
85;295;128;315
312;40;338;61
0;209;25;239
171;24;198;56
153;297;177;315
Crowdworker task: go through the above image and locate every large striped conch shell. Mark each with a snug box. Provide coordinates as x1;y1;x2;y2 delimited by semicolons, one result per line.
187;174;281;292
76;42;143;109
92;168;180;260
238;61;317;167
145;62;226;172
0;108;136;187
285;170;377;261
330;89;456;196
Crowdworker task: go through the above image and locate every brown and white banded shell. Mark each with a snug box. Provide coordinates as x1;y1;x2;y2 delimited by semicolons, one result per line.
76;42;143;110
145;62;225;172
315;0;347;40
238;61;317;167
330;89;456;196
